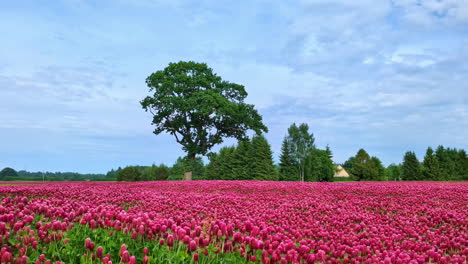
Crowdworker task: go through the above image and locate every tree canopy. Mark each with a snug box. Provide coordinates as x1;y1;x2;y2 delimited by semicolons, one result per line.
141;61;267;162
402;151;422;181
0;167;18;179
349;149;384;181
280;123;315;181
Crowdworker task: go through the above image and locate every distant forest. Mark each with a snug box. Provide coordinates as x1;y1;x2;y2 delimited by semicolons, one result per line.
2;141;466;182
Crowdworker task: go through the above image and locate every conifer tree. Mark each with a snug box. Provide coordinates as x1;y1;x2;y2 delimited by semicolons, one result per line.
422;147;440;180
459;149;468;181
279;138;297;181
218;146;237;180
402;151;422;180
232;140;253;180
205;153;221;180
250;135;277;181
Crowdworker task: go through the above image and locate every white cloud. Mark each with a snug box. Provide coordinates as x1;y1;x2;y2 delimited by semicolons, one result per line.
393;0;468;24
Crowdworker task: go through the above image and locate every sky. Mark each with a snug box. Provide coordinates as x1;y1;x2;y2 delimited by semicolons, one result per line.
1;0;467;173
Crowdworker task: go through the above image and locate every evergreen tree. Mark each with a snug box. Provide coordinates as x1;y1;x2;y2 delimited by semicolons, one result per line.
433;146;468;180
232;140;253;180
205;153;221;180
459;149;468;181
250;135;277;181
106;169;117;179
435;146;452;180
279;138;298;181
350;149;377;181
218;147;237;180
325;145;333;159
422;147;440;180
402;151;422;181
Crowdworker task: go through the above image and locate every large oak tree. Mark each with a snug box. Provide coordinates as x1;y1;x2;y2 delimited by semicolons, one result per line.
141;61;267;179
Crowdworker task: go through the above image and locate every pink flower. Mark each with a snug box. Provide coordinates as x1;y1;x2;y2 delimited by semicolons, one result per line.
121;251;130;263
189;240;197;251
167;235;174;247
97;246;103;258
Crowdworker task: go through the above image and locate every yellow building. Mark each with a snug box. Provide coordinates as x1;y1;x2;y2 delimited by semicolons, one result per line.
334;164;350;177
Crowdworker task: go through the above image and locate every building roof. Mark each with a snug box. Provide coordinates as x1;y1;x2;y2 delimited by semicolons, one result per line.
334;165;350;177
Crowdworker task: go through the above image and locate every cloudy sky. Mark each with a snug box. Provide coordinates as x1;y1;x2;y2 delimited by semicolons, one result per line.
1;0;467;173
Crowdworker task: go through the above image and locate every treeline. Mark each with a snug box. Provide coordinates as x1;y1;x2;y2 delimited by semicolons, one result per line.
278;123;335;182
113;135;277;181
342;149;386;181
0;167;108;181
2;124;467;182
401;146;468;181
343;146;468;181
205;135;277;180
115;123;337;182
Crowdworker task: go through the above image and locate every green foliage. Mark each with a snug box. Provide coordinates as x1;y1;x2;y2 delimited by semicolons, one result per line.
231;140;253;180
215;147;237;180
106;169;119;179
0;167;18;179
432;146;468;181
371;156;386;181
117;166;142;182
205;135;277;181
20;216;246;264
141;61;268;162
60;224;246;263
305;148;335;182
279;138;298;181
11;170;107;181
422;147;440;180
402;151;422;181
279;124;338;182
250;135;277;181
281;123;315;181
155;164;170;181
333;176;354;182
142;164;170;181
168;157;205;180
343;157;355;170
168;158;185;181
349;149;379;181
386;163;402;181
205;153;220;180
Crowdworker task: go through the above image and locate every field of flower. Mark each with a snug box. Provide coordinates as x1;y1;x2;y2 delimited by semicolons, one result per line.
0;181;466;264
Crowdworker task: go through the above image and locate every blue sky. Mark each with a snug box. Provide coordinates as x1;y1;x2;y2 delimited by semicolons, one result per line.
1;0;467;173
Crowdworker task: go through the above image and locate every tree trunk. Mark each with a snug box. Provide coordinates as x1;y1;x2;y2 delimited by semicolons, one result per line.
184;153;196;181
183;171;192;181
